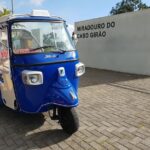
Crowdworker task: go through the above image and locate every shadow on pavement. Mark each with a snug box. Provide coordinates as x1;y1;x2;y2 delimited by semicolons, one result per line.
0;106;70;149
26;129;70;147
80;67;149;88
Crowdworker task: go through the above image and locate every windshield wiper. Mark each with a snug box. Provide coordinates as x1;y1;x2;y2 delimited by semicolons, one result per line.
30;46;74;54
51;49;76;54
47;49;67;54
29;45;56;51
57;49;67;53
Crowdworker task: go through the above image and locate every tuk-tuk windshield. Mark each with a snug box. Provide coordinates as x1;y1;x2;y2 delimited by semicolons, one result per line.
11;22;75;54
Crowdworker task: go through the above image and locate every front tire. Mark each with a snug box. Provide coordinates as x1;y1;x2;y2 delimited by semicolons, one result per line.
58;107;79;134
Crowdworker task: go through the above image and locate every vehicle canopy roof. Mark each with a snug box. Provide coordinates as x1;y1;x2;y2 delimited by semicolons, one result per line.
0;13;64;28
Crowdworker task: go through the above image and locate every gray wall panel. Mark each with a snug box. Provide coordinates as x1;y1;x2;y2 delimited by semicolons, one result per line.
75;10;150;75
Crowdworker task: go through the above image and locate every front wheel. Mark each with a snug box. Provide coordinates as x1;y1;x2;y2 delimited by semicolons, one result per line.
58;107;79;134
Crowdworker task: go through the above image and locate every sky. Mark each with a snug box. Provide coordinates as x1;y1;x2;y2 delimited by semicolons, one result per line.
0;0;150;33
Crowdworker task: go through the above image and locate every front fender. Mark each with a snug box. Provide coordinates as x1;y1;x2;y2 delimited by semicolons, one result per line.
47;76;79;107
49;87;79;107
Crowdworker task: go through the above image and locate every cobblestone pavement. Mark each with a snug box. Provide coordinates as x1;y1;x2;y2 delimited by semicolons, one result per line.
1;68;150;150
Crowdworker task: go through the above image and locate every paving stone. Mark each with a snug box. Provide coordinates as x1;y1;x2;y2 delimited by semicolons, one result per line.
130;137;143;145
90;141;105;150
102;142;116;150
113;142;128;150
58;141;69;149
142;137;150;147
96;136;108;144
79;141;93;150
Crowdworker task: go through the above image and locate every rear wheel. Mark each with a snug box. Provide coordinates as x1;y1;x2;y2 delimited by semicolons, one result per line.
58;107;79;134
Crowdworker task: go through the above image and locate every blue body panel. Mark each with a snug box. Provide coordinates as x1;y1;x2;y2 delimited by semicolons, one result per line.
12;51;80;113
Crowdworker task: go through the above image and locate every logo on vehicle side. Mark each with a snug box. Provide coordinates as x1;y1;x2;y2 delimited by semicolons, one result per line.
44;55;57;59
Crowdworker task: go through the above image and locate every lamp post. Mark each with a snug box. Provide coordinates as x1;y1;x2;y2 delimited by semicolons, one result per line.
11;0;14;14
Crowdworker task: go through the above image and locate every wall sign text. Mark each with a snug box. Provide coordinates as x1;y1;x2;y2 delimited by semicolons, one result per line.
77;21;115;39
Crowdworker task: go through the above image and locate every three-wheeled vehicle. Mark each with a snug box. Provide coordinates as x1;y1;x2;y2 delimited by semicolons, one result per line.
0;10;85;134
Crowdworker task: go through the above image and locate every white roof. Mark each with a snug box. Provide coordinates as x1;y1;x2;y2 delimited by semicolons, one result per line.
0;15;11;24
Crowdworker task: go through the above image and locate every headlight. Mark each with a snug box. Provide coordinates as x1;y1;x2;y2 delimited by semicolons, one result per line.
75;62;85;77
22;71;43;85
29;74;39;83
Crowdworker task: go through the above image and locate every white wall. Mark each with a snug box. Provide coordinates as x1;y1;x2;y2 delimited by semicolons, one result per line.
75;9;150;75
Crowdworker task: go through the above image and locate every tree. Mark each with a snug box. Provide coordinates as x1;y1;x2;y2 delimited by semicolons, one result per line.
110;0;149;15
0;8;11;17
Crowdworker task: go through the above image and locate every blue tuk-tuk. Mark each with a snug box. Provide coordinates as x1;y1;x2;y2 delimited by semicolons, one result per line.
0;10;85;134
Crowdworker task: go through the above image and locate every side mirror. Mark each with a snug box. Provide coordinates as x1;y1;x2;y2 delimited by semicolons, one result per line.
72;33;78;46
